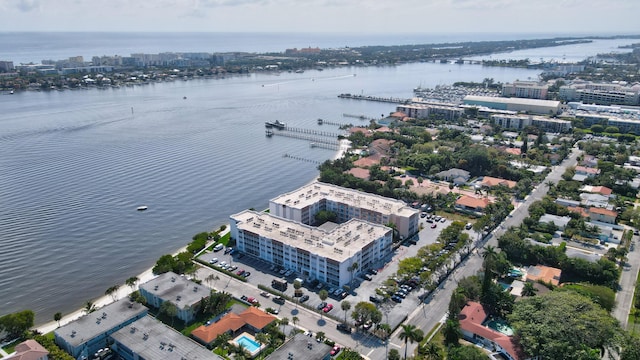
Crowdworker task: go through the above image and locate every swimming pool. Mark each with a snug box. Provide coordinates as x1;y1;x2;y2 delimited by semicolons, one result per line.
485;319;514;336
234;334;262;355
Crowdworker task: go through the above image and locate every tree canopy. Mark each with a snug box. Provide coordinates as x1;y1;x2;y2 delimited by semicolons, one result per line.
508;291;621;359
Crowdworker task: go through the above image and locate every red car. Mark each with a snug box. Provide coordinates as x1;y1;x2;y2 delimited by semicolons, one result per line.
236;269;245;276
247;297;257;304
323;303;334;313
330;345;341;355
430;223;437;229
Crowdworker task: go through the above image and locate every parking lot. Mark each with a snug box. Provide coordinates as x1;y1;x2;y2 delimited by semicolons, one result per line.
197;214;464;331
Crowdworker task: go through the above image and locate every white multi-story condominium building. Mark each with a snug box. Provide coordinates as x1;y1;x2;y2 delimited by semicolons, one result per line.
269;181;420;239
560;82;640;106
230;210;393;287
501;81;549;100
397;103;463;121
490;114;572;133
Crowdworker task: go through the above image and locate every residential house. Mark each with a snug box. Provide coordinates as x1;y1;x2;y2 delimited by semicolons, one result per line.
555;198;581;208
526;265;562;286
265;333;332;360
539;214;572;230
191;307;276;347
581;155;599;168
139;272;211;324
588;207;618;224
6;340;49;360
346;167;370;180
480;176;517;189
110;315;222;360
435;168;471;185
54;300;148;360
580;193;612;209
455;195;490;214
574;166;600;178
458;302;524;360
580;185;613;197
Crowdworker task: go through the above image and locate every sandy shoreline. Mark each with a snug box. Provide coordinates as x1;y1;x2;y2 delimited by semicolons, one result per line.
33;140;351;335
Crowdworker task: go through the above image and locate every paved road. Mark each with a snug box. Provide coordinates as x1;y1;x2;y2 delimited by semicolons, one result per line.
613;234;640;329
388;146;583;358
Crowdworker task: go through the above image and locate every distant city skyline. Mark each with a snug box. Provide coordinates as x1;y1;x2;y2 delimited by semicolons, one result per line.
1;0;639;34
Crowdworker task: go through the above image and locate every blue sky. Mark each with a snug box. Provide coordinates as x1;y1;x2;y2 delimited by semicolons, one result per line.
1;0;639;34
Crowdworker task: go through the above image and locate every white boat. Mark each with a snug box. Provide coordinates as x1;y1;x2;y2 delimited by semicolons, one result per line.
137;206;148;211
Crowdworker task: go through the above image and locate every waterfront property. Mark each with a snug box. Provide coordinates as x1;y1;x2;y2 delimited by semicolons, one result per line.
191;307;276;349
230;210;392;287
463;95;563;115
54;300;148;359
110;315;222;360
501;81;549;100
139;271;211;324
265;333;332;360
268;181;419;239
490;113;572;133
458;302;523;360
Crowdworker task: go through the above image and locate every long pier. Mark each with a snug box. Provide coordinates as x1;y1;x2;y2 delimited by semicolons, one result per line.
267;130;340;146
283;126;342;138
343;113;376;121
317;118;352;127
283;154;322;165
338;93;412;104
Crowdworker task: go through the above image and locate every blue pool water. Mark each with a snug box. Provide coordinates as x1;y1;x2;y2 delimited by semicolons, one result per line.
237;335;261;353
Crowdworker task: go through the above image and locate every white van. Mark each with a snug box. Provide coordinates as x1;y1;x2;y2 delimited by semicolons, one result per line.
213;243;224;252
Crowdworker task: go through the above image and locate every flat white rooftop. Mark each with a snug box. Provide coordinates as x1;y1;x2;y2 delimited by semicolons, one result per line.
464;95;561;107
270;181;417;218
232;210;390;261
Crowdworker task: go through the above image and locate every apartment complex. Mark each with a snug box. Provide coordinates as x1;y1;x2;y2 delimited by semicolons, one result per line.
269;182;419;239
139;272;211;324
560;81;640;106
230;210;392;287
396;103;463;121
490;114;572;133
501;81;549;100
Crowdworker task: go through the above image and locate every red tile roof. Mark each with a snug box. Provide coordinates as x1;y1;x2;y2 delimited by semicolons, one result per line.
11;340;49;360
458;302;522;360
567;206;589;218
481;176;517;189
455;195;490;210
588;207;618;218
191;307;276;344
526;265;562;286
353;156;381;168
505;148;522;156
591;186;612;196
347;168;370;180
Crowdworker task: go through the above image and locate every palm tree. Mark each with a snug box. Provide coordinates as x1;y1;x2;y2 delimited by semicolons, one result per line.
448;287;467;321
279;317;289;336
105;285;120;302
421;342;443;360
206;274;220;288
341;300;351;323
293;280;302;308
318;290;329;319
442;319;461;347
125;276;139;292
482;245;498;274
160;301;178;326
215;332;232;350
521;282;538;297
291;316;299;327
255;332;270;358
348;261;359;285
53;312;62;328
399;324;424;360
84;300;97;314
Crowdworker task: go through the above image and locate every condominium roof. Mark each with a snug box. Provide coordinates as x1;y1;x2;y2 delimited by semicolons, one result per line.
464;95;561;107
231;210;391;262
55;299;148;347
191;307;277;345
270;181;418;218
265;333;332;360
140;272;210;307
110;316;221;360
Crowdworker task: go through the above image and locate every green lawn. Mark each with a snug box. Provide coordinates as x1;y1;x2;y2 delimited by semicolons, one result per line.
2;339;20;354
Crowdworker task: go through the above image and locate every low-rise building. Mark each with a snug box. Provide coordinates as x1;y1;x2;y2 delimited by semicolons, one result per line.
265;333;332;360
463;95;562;115
54;300;148;359
455;195;490;214
502;81;549;100
435;168;471;184
139;272;210;324
110;315;222;360
539;214;572;230
480;176;517;189
490;114;572;133
588;207;618;224
526;265;562;286
191;307;277;347
458;302;523;360
230;210;392;287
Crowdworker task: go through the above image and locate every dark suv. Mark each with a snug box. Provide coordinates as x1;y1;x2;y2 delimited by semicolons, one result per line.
337;323;352;334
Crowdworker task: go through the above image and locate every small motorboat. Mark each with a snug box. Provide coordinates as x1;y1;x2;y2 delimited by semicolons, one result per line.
137;206;148;211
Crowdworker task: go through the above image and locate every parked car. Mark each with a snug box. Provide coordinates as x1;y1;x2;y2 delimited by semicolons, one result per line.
300;295;309;302
367;269;378;275
273;296;285;305
363;274;373;281
323;304;334;313
440;217;446;223
431;223;437;229
369;295;382;303
260;291;270;298
209;258;218;264
465;223;473;230
317;302;327;310
420;212;427;218
243;272;251;278
213;243;224;252
224;247;233;254
236;269;245;276
336;323;352;334
247;297;257;304
391;295;403;303
330;345;341;356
